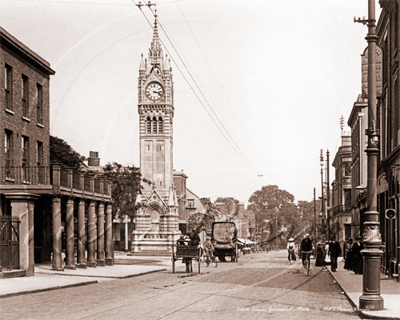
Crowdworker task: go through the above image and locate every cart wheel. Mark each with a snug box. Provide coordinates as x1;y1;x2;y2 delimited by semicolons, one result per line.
212;257;218;267
235;245;239;262
198;251;201;273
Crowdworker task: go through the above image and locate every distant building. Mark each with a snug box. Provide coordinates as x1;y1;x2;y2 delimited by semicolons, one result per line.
331;134;352;249
347;95;368;240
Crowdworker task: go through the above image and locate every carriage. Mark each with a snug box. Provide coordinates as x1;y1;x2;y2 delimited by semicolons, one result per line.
211;221;238;262
171;242;201;273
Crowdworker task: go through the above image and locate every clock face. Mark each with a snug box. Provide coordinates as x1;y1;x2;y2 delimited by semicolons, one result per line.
145;82;164;101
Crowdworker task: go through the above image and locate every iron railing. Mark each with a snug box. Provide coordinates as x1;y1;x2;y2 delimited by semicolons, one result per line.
1;216;20;269
332;205;352;215
0;166;50;185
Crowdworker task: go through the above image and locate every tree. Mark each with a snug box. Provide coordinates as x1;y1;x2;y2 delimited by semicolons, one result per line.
102;162;149;219
215;197;239;216
247;185;295;246
50;135;86;169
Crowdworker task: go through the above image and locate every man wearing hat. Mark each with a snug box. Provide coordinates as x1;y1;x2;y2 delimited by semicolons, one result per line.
300;234;313;269
287;238;296;264
352;236;364;274
328;235;341;272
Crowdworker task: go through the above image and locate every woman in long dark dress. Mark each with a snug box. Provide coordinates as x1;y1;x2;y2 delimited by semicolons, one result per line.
344;238;354;270
315;242;325;266
352;236;364;274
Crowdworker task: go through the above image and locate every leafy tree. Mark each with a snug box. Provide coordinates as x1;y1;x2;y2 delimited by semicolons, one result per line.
215;197;239;216
248;185;295;246
102;162;149;219
50;135;86;169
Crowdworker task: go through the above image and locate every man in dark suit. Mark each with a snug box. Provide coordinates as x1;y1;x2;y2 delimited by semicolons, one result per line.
352;236;364;274
329;235;342;272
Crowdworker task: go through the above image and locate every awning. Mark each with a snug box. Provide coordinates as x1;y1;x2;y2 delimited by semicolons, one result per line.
237;238;255;245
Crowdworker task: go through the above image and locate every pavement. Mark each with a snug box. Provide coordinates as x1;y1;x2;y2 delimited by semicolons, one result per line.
0;252;170;299
1;251;399;320
326;257;400;319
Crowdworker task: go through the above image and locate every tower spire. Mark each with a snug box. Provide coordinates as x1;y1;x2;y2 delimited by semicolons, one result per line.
149;8;163;66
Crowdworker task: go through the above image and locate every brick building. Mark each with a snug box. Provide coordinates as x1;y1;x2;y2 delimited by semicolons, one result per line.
1;28;113;277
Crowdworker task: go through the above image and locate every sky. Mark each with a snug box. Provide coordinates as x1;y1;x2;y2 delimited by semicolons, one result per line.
1;0;380;206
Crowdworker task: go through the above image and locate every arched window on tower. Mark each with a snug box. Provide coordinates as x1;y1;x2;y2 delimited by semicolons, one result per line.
152;117;157;134
146;117;151;134
158;117;163;134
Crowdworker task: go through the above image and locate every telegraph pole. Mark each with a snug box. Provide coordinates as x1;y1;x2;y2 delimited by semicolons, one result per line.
354;0;383;310
326;150;330;240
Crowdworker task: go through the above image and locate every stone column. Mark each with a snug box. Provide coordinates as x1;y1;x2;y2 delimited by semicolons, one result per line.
76;199;86;268
105;203;114;266
52;196;63;271
7;194;39;276
87;201;97;267
97;202;105;266
65;198;76;269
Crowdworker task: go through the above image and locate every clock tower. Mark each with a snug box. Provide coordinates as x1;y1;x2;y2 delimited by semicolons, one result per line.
132;11;180;255
138;10;174;199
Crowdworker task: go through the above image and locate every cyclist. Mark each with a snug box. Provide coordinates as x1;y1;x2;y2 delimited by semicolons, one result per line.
287;238;296;264
204;236;214;259
300;234;313;273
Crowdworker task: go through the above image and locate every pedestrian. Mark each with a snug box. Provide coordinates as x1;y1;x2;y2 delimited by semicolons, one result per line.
324;241;331;266
287;238;296;264
352;236;364;274
300;234;313;270
329;236;341;272
343;238;354;270
315;242;325;267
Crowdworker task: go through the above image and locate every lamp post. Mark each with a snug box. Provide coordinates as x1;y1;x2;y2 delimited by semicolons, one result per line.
326;150;330;240
314;188;317;244
320;150;325;241
355;0;383;310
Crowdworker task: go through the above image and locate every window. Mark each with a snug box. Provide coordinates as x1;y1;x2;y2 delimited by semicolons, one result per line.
158;117;163;134
187;200;194;208
5;65;12;111
5;130;13;168
36;141;43;166
344;189;351;207
36;84;43;124
146;117;151;134
22;136;29;182
22;136;29;165
22;75;29;117
152;117;157;134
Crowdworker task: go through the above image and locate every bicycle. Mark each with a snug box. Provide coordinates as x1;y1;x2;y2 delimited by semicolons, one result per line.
204;251;218;267
303;251;312;276
288;249;295;265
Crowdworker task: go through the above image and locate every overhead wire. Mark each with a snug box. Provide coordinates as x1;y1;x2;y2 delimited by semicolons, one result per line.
172;1;266;176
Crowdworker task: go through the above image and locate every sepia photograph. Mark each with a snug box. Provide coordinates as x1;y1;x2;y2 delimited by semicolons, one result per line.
0;0;399;319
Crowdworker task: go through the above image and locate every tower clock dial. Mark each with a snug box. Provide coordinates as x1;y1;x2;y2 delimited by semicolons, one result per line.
145;82;164;101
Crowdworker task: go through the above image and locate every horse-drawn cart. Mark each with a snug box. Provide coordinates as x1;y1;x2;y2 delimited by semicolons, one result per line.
171;244;201;273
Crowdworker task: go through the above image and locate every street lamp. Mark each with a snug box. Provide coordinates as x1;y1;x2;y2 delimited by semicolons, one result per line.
326;150;330;240
355;0;383;310
320;150;325;241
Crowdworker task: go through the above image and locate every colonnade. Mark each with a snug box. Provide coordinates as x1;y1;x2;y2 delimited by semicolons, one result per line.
52;196;113;270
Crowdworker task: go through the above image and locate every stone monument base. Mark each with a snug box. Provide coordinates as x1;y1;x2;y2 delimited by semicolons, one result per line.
129;230;181;256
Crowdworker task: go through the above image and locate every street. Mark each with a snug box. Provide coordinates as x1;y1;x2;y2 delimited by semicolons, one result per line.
1;250;361;320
